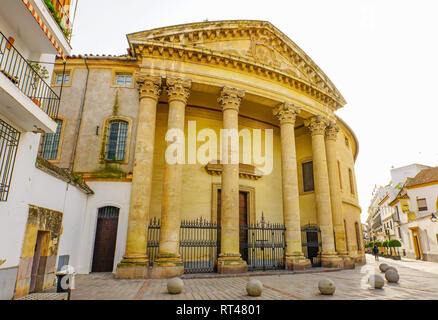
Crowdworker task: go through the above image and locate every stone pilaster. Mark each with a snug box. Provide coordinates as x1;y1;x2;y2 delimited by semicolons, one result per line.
216;86;247;274
115;73;162;278
273;102;311;270
304;116;343;268
325;122;354;269
153;78;191;278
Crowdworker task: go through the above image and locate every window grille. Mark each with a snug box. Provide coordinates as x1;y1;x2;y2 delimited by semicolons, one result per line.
0;119;20;201
105;120;128;161
40;119;62;160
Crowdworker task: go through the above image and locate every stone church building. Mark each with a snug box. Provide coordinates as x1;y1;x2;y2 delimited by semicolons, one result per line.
45;20;364;278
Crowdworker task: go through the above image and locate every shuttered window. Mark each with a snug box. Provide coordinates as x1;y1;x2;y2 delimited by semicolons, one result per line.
417;198;427;211
302;161;314;192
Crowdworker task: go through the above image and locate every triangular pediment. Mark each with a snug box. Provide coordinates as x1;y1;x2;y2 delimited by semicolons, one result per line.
127;20;346;106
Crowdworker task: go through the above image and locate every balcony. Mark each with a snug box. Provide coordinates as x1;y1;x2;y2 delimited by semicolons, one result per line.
0;0;74;57
0;31;58;133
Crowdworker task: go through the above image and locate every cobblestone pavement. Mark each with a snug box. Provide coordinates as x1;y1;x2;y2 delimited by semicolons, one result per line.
50;254;438;300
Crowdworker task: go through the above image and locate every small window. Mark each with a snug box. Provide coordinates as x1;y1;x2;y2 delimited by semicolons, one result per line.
105;120;128;161
41;119;63;160
302;161;314;192
417;198;427;211
55;72;70;85
345;136;349;147
348;168;355;195
115;73;132;86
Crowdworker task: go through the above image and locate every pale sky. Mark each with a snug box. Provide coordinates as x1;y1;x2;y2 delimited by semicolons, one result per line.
70;0;438;222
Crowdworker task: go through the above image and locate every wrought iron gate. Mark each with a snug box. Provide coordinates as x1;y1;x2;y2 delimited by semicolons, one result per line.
147;217;160;266
179;218;220;274
241;213;286;271
301;224;322;267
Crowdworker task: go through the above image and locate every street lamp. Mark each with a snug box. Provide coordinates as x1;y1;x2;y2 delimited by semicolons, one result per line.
431;213;438;223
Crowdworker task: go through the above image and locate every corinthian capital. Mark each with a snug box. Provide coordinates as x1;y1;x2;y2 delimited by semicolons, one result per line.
217;86;245;112
325;122;340;141
273;102;301;125
135;72;162;100
304;115;329;136
166;77;191;104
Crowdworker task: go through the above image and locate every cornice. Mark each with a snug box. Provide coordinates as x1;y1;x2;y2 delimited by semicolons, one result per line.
127;20;345;106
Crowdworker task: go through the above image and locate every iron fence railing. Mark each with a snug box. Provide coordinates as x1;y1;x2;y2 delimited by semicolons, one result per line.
0;31;60;119
241;213;286;271
146;217;160;266
180;218;220;274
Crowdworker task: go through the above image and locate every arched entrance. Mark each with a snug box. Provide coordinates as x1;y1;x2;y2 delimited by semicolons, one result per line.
92;206;119;272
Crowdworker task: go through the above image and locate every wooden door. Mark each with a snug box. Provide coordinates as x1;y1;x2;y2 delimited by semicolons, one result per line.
29;231;45;292
216;190;248;262
92;207;119;272
239;191;248;262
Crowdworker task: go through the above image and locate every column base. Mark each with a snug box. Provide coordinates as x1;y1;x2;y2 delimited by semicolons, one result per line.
115;260;149;279
339;255;355;269
321;253;344;269
353;254;366;266
217;254;247;274
151;254;184;278
285;255;312;271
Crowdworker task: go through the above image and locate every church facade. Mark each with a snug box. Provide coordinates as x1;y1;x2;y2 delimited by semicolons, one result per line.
48;20;365;278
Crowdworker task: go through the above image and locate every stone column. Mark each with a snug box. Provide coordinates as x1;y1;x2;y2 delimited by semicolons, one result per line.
273;102;311;270
115;74;162;278
153;78;191;278
216;86;247;274
304;116;343;268
325;122;354;268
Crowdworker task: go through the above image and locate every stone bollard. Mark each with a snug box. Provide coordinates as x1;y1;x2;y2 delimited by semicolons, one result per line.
167;277;184;294
318;278;336;295
369;274;385;289
385;269;400;283
246;279;263;297
386;266;398;273
379;263;389;273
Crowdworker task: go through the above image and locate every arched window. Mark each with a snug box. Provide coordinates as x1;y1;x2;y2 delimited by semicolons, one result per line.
41;119;63;160
105;120;128;161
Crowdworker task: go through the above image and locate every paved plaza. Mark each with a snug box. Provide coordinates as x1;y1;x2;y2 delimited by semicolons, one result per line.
46;255;438;300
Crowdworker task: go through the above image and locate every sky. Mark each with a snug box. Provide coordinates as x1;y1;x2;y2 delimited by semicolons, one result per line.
69;0;438;222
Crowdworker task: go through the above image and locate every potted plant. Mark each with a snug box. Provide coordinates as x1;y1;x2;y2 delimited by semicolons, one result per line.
28;61;49;107
382;241;389;257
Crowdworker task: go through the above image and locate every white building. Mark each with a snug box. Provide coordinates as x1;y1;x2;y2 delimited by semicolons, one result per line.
390;167;438;262
367;164;430;245
0;0;86;300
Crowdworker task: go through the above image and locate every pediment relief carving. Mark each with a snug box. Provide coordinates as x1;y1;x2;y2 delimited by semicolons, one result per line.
128;21;345;106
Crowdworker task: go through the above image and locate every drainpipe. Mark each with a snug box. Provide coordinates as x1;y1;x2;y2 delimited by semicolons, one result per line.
69;56;89;172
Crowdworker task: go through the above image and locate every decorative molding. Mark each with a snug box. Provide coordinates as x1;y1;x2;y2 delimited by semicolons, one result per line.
217;87;245;112
326;122;340;141
205;162;263;180
135;72;162;100
273;102;300;125
127;21;346;109
166;77;191;104
304;115;329;136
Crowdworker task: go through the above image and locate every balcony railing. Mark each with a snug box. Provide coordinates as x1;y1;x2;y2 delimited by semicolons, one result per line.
0;31;60;119
43;0;75;42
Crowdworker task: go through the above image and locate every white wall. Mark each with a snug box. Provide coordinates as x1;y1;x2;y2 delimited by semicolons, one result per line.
76;181;131;274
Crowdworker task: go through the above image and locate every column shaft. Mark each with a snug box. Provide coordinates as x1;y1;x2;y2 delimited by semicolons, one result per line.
305;116;343;268
116;74;162;278
273;102;310;270
154;78;191;277
217;87;247;274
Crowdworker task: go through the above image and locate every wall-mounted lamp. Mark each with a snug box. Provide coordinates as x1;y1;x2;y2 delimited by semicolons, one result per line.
431;213;437;223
